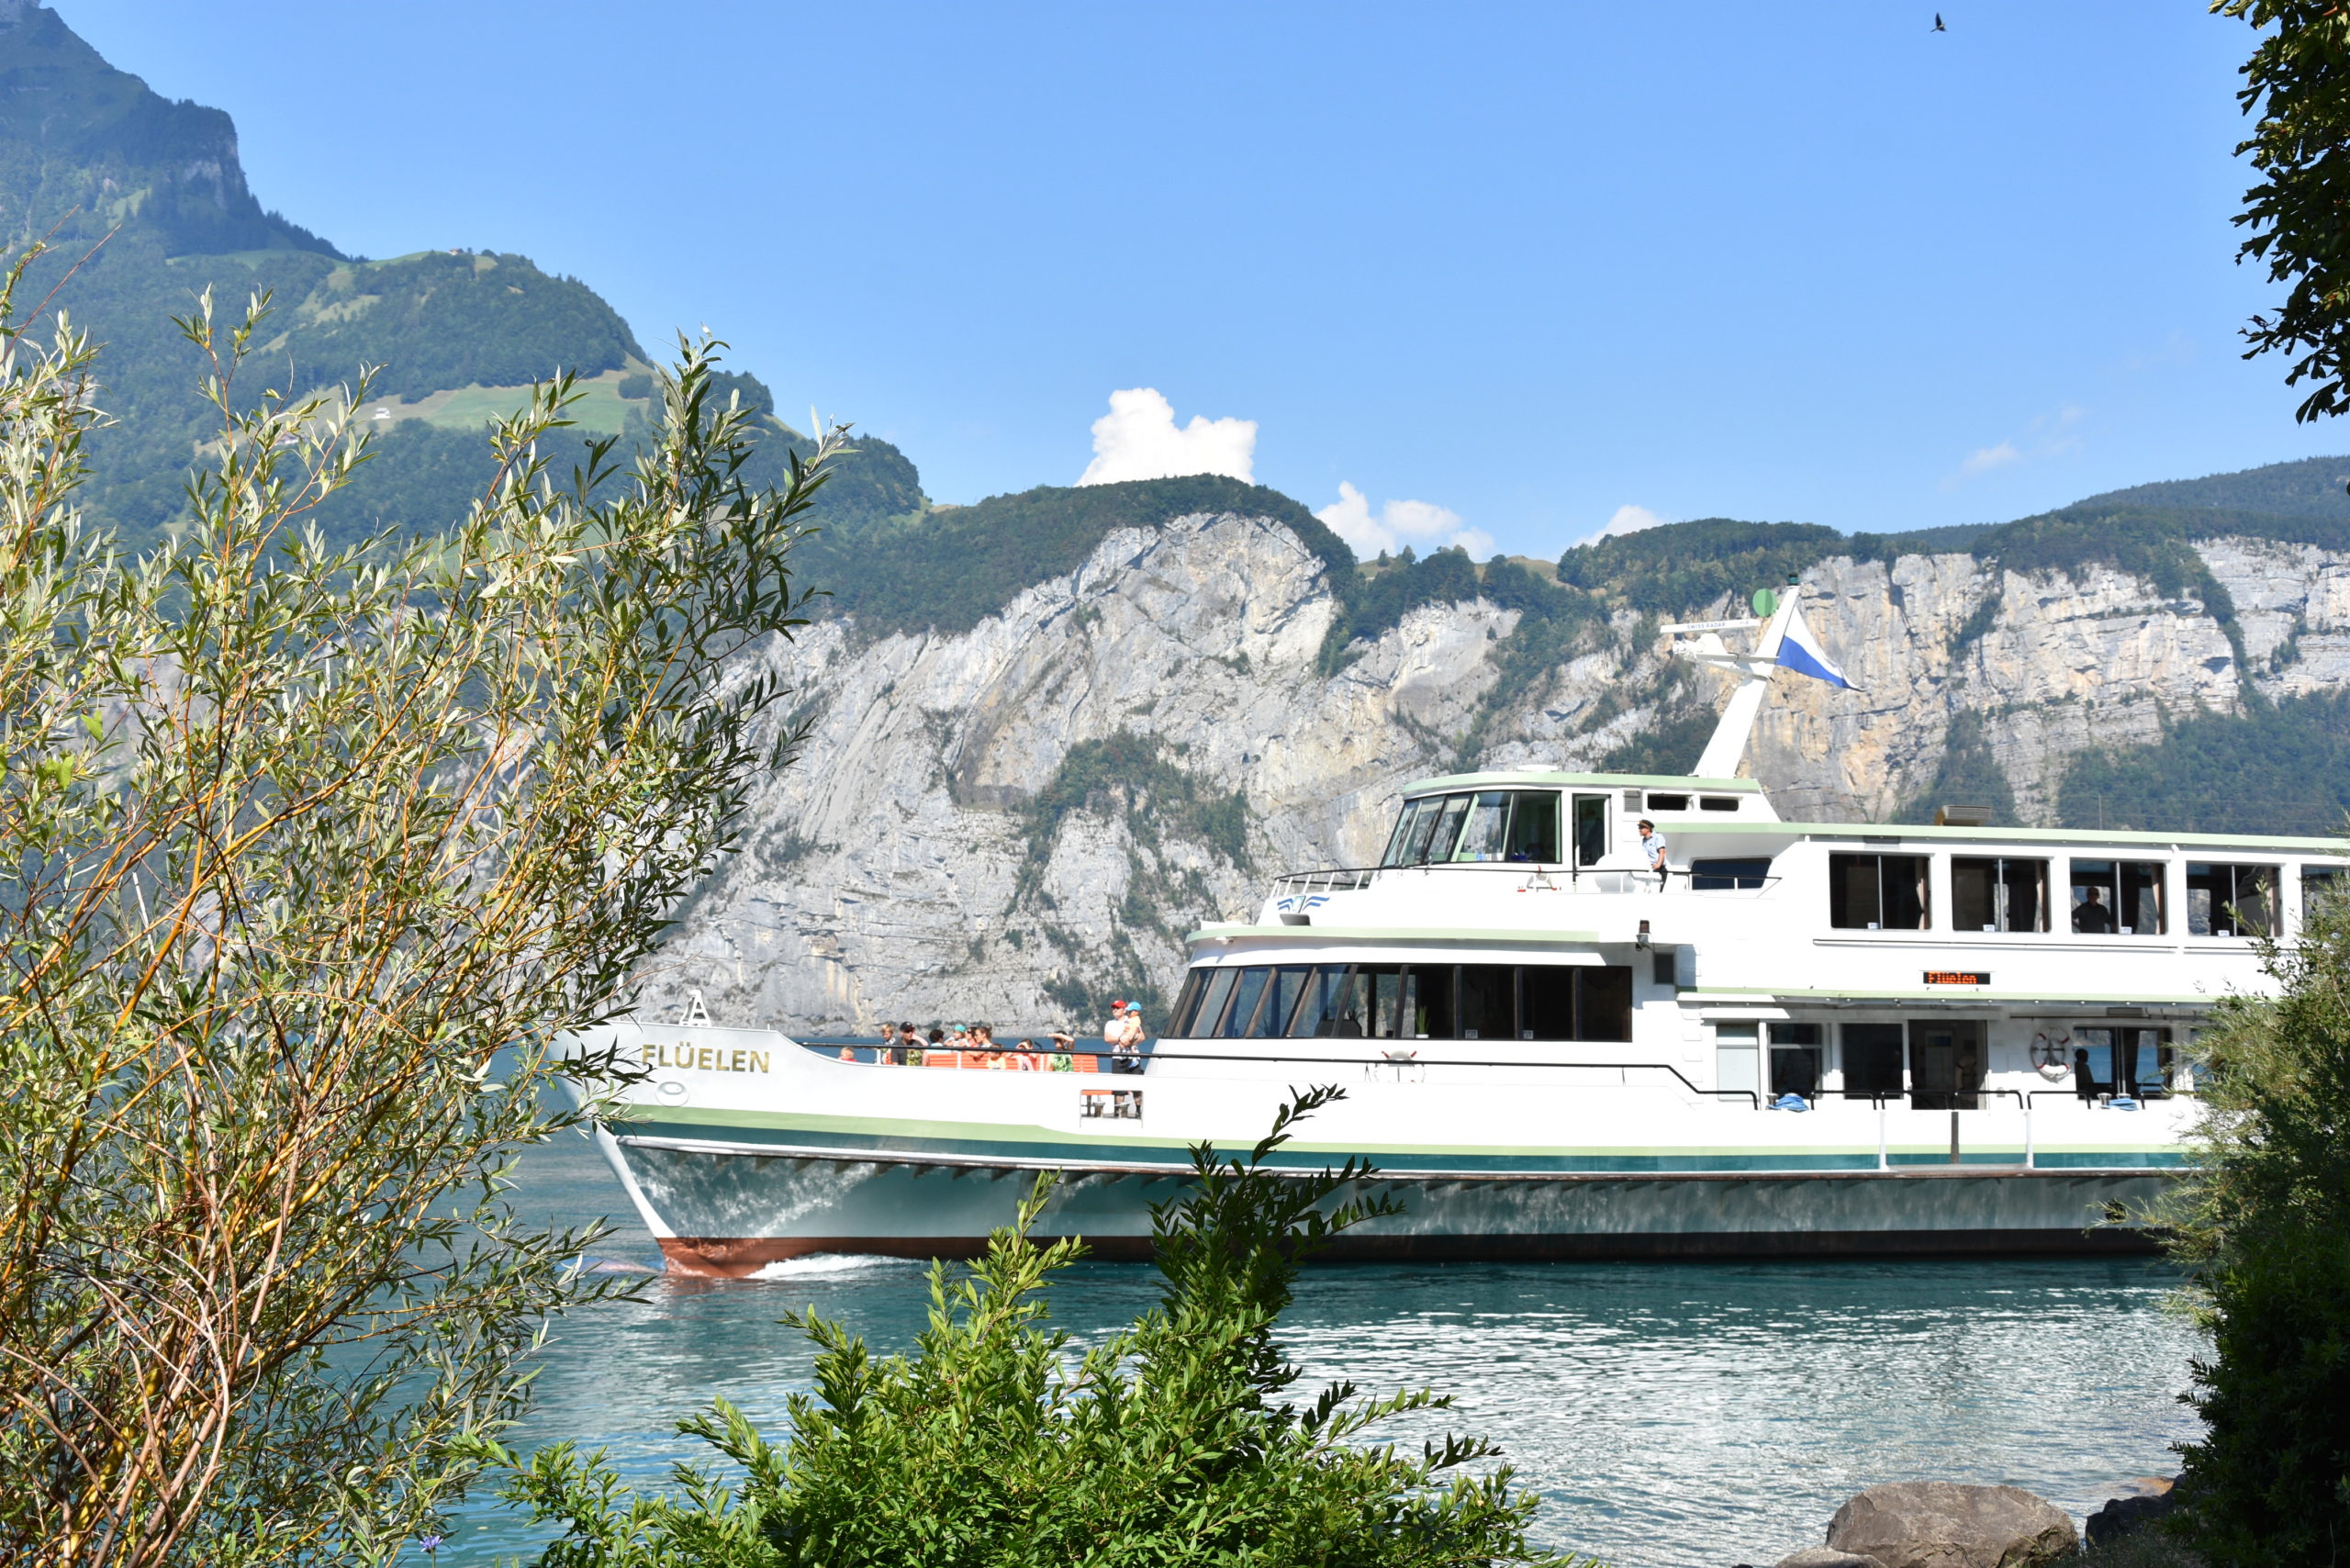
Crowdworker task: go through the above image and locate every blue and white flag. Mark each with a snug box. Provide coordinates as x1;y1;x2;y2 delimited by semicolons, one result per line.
1776;605;1856;689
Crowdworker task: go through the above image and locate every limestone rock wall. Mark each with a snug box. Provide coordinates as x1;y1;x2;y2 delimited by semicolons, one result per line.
638;510;2350;1034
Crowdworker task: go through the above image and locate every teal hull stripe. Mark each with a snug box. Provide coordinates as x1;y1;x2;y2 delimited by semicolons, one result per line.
616;1117;2187;1175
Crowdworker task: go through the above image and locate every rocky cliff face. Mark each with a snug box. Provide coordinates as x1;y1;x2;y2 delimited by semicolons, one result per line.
639;511;2350;1034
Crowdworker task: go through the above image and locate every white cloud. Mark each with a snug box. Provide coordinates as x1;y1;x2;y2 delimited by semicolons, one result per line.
1077;387;1257;486
1561;503;1673;549
1596;503;1667;540
1942;405;2087;490
1315;481;1494;560
1956;441;2021;480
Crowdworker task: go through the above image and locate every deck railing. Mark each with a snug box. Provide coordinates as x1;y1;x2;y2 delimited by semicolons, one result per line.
1270;862;1780;907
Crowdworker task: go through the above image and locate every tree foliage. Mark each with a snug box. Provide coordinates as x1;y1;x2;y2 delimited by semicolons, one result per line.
795;476;1344;641
2215;0;2350;422
2159;885;2350;1562
484;1092;1578;1568
0;250;839;1565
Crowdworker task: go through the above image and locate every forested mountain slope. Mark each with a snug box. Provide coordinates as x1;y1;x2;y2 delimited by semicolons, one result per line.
0;1;918;548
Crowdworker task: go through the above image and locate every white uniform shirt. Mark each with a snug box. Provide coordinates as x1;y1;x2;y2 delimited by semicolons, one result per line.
1639;828;1670;868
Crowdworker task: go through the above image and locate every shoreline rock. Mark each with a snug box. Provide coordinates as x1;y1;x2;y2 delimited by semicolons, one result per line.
1821;1482;2078;1568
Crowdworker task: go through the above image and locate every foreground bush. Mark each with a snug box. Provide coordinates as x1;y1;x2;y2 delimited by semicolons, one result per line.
2163;884;2350;1563
486;1091;1579;1567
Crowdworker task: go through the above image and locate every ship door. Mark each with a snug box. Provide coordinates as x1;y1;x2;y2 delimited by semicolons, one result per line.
1572;794;1608;867
1908;1020;1986;1110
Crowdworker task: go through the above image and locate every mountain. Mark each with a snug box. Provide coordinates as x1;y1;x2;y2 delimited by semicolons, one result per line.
0;2;921;548
638;485;2350;1032
11;4;2349;1033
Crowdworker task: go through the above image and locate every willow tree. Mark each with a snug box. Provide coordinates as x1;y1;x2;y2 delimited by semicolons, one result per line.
0;247;837;1566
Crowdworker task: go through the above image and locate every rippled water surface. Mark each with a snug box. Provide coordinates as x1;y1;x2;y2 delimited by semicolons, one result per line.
446;1135;2200;1566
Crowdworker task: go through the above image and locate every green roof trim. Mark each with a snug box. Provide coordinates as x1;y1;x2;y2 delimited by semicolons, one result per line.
1686;985;2224;1006
1399;770;1761;795
1187;924;1605;946
1667;820;2350;852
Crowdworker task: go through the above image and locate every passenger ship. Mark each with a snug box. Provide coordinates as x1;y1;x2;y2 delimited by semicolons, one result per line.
575;593;2347;1274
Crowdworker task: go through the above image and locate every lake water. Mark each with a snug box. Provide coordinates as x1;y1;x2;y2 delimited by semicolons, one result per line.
445;1132;2202;1567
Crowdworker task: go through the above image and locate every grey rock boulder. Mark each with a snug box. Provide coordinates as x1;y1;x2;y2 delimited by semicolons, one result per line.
1827;1483;2078;1568
1776;1551;1889;1568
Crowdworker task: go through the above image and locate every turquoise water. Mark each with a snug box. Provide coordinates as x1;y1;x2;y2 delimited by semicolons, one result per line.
447;1132;2201;1567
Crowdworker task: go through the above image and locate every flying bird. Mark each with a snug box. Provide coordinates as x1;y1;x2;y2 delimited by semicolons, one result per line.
1932;12;1946;29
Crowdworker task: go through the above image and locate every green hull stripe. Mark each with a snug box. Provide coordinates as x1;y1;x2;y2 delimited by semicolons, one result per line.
615;1109;2186;1174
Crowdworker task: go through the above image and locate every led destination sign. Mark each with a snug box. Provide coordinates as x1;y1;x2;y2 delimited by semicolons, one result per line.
1922;970;1991;987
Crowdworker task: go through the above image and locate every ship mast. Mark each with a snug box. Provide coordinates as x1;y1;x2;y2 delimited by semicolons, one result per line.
1662;585;1804;778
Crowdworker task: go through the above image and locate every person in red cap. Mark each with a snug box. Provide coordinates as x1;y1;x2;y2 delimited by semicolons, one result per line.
1106;1001;1145;1115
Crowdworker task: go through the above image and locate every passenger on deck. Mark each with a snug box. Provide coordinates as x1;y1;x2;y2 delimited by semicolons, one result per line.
876;1025;896;1063
897;1022;923;1063
2073;1046;2097;1102
1639;818;1669;880
1048;1037;1076;1071
1013;1037;1042;1069
2072;887;2116;934
1109;1002;1145;1075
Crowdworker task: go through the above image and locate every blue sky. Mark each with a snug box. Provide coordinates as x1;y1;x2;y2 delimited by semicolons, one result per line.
67;1;2340;558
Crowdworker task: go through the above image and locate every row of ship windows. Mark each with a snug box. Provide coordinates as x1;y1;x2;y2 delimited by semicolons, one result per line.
1822;853;2342;936
1378;790;1748;868
1728;1020;2177;1103
1169;962;1636;1043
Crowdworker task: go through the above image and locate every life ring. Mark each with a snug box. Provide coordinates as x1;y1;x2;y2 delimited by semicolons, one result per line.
2031;1032;2073;1081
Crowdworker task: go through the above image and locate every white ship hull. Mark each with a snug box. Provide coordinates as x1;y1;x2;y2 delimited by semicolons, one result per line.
584;1018;2189;1276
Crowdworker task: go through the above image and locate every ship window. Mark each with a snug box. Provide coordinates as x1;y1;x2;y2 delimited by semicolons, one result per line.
1381;799;1433;867
1423;795;1472;864
2069;860;2165;935
2075;1026;2174;1098
2188;863;2277;936
1168;970;1209;1036
1571;793;1606;867
1216;968;1271;1038
1289;966;1353;1036
1458;965;1514;1039
1646;792;1690;812
1454;791;1512;861
2302;865;2344;926
1841;1022;1906;1099
1187;968;1238;1037
1506;792;1562;863
1769;1022;1823;1099
1829;853;1929;930
1404;964;1455;1038
1699;795;1740;812
1691;857;1772;890
1353;969;1400;1043
1522;966;1574;1040
1402;797;1451;865
1247;966;1313;1038
1952;857;2048;933
1579;966;1632;1041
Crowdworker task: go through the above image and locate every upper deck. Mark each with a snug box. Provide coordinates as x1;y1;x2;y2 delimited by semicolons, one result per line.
1218;769;2348;1011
